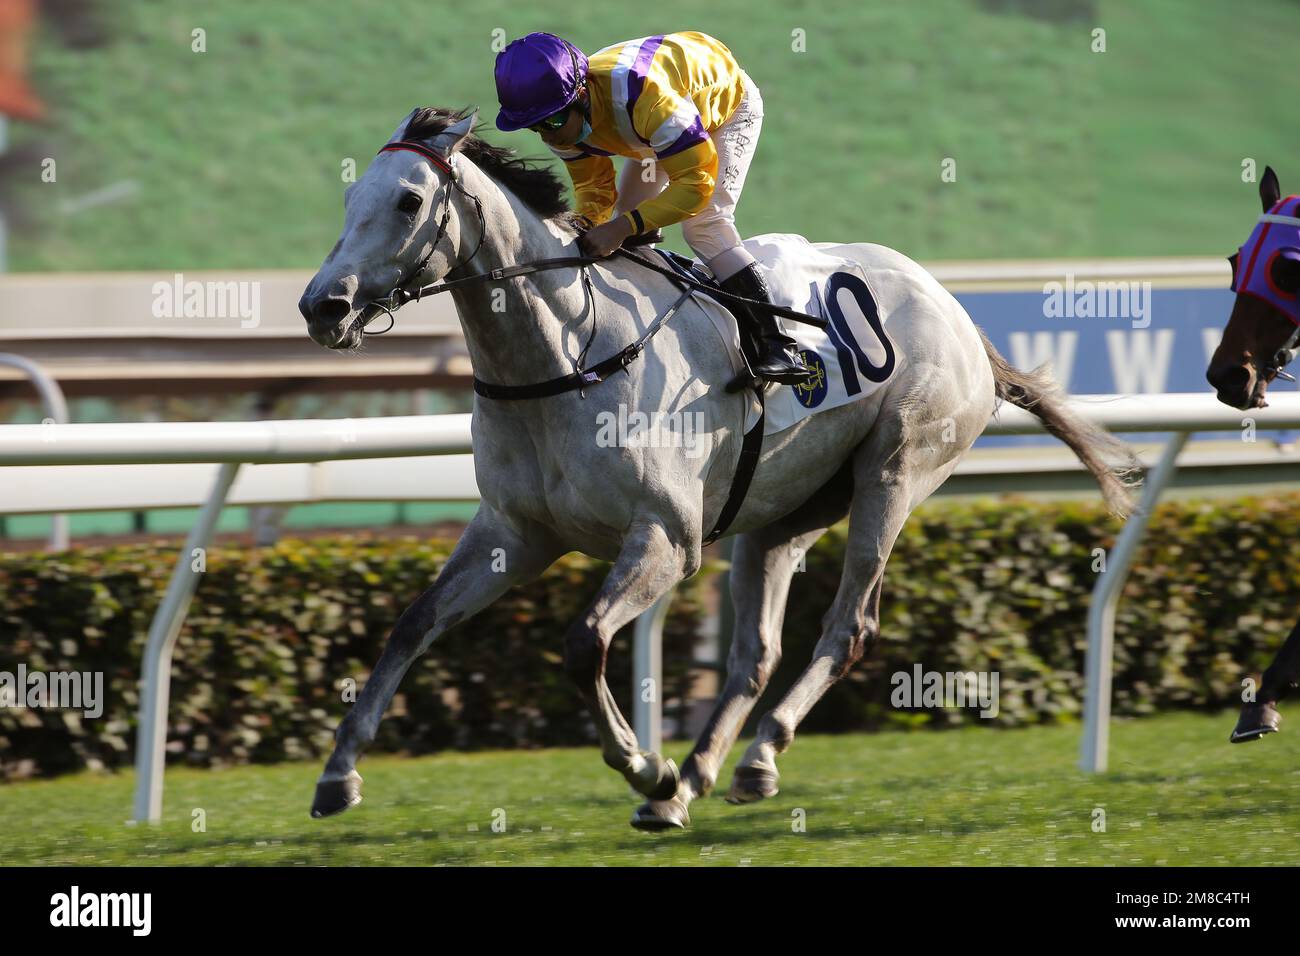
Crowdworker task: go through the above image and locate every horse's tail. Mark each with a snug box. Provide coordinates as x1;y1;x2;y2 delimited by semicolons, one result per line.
978;327;1139;518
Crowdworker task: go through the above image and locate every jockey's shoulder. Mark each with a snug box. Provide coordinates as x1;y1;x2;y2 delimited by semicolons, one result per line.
586;31;740;76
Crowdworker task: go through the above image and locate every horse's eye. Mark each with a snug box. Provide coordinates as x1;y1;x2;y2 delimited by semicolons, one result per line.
397;193;422;215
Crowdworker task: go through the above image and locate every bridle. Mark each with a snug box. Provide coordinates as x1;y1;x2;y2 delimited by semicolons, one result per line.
1231;208;1300;384
364;140;488;335
1260;212;1300;383
1264;333;1300;384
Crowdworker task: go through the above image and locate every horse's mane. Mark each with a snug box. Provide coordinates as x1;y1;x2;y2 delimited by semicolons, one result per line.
403;107;584;229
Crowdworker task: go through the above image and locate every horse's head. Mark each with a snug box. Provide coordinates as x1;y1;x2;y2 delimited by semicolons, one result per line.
299;107;478;350
1206;166;1300;409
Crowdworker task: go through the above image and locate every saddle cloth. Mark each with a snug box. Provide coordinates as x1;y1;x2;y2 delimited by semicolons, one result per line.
656;233;897;436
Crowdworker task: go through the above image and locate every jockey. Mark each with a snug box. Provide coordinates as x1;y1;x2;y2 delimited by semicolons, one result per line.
493;31;813;387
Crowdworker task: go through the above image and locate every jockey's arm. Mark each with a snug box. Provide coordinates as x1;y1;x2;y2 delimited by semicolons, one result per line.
622;139;717;234
621;82;719;234
551;148;618;224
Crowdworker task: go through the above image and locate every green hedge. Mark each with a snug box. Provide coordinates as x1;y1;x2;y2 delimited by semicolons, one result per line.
766;494;1300;734
0;537;710;779
3;494;1298;780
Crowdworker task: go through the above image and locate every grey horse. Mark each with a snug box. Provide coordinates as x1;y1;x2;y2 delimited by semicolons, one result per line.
300;107;1134;829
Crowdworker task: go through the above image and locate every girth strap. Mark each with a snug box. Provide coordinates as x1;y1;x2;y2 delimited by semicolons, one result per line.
468;248;770;546
703;389;766;546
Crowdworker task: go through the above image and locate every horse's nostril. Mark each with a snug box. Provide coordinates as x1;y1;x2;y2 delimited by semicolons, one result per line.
302;296;352;326
318;298;352;324
1208;364;1250;393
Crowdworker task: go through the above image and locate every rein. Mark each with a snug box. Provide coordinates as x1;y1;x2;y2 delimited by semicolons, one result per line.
390;244;830;331
367;143;828;385
364;138;803;544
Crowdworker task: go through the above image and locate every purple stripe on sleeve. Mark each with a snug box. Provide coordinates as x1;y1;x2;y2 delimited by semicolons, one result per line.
655;116;708;160
625;35;664;145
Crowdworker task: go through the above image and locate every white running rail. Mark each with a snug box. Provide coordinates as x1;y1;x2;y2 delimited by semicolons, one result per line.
4;393;1300;820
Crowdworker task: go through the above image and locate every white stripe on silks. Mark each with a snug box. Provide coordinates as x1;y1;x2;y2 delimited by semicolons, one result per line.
1259;213;1300;227
648;94;705;155
609;38;655;157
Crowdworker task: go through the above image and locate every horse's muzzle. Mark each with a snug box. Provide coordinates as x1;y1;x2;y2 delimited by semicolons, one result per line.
1206;363;1256;410
299;291;361;349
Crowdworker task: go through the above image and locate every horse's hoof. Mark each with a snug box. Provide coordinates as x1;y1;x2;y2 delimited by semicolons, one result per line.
311;770;363;818
1229;703;1281;743
725;765;779;804
631;795;690;831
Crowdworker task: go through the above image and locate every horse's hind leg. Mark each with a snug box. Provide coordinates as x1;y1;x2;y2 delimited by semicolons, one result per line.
1231;613;1300;742
311;507;560;818
564;518;698;803
631;525;828;829
726;443;920;803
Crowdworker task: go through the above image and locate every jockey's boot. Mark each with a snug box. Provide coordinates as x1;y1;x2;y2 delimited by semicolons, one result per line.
720;263;814;386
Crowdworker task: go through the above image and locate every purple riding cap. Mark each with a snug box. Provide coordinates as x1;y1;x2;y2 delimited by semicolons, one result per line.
494;32;588;132
1232;194;1300;327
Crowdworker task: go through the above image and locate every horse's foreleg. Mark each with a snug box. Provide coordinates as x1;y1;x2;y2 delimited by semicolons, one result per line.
632;527;824;830
1232;613;1300;742
311;509;560;817
564;519;697;803
1260;616;1300;704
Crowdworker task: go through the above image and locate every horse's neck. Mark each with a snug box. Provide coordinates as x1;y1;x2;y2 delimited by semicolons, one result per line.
447;165;602;385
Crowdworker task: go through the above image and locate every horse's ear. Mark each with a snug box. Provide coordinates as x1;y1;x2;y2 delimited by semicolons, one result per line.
429;109;478;155
1269;247;1300;294
1261;165;1281;212
386;108;421;144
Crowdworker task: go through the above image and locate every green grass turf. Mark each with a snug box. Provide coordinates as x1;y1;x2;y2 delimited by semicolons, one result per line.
2;711;1296;865
9;0;1300;272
